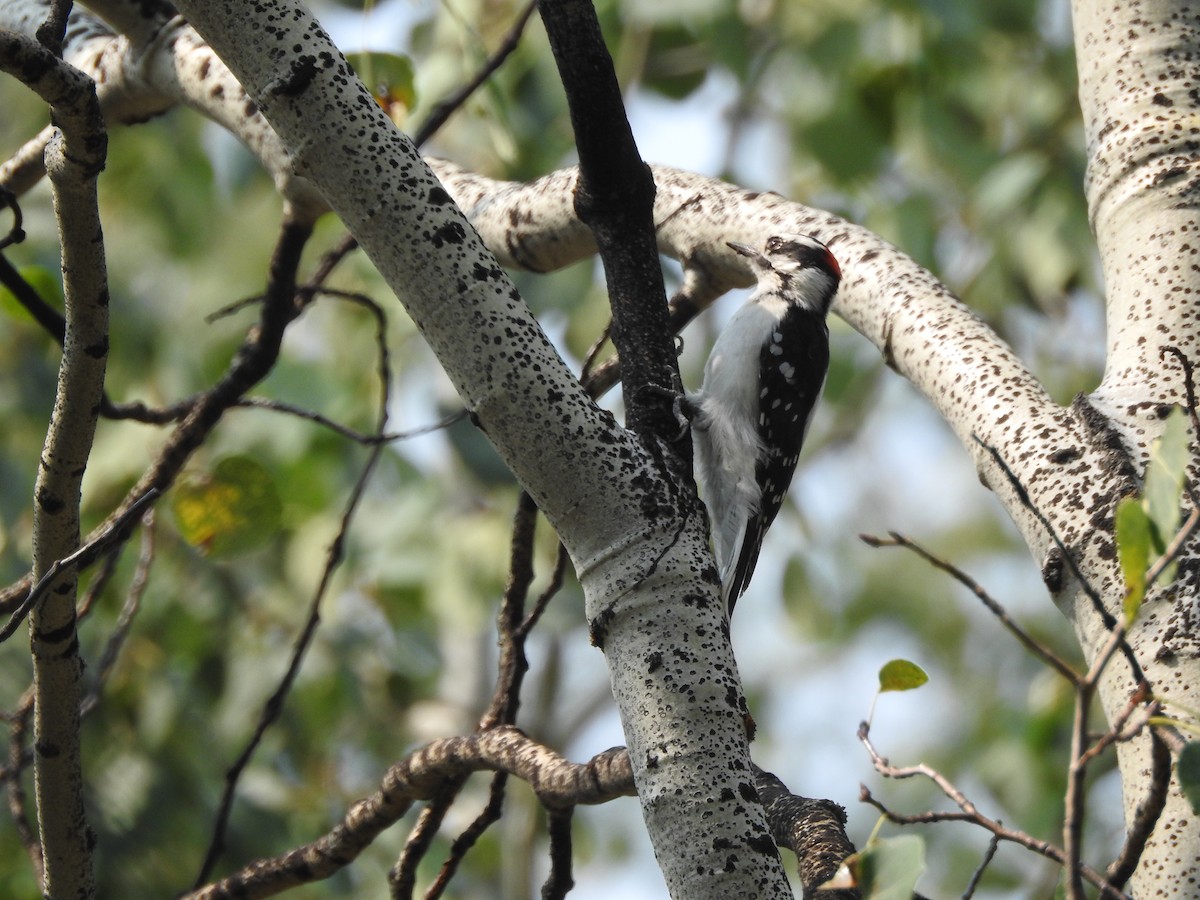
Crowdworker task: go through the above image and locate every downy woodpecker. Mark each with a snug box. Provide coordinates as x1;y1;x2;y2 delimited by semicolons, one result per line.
691;234;840;610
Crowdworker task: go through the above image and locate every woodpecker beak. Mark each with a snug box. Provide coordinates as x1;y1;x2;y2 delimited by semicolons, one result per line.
727;241;768;270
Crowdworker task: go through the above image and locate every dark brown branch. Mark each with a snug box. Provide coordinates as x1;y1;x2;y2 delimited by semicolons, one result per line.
0;488;157;644
963;834;1001;900
36;0;73;56
1106;725;1171;888
541;807;575;900
485;491;542;728
537;0;683;446
0;187;24;249
0;253;66;343
580;274;725;400
0;253;202;424
754;766;858;899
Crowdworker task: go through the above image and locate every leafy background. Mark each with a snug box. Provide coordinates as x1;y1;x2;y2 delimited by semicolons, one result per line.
0;0;1109;896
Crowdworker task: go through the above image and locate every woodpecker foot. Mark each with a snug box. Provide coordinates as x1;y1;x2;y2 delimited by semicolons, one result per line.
637;381;695;443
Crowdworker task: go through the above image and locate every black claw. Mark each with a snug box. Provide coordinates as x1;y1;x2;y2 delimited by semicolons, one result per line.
637;381;694;442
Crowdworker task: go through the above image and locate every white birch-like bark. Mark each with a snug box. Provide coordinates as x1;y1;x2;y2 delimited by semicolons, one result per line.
4;0;1198;894
160;2;790;897
0;29;110;900
1070;2;1200;893
0;0;324;217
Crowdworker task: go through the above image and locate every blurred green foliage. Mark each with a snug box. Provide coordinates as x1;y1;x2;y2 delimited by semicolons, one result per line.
0;0;1110;897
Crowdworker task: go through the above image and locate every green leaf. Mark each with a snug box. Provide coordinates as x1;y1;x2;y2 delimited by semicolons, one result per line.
1178;742;1200;815
825;835;925;898
1115;496;1151;622
172;456;282;557
878;659;928;693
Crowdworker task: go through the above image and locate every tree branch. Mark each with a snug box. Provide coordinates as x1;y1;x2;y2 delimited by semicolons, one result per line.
538;0;682;444
184;727;633;900
754;766;858;899
0;28;109;899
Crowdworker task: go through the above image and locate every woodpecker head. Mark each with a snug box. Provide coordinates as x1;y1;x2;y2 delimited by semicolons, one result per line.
727;233;841;315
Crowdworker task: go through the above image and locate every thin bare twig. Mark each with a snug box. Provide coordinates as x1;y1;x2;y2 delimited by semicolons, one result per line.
423;773;510;900
303;1;537;293
859;723;1129;899
1160;346;1200;442
411;1;537;148
860;531;1080;684
1064;679;1090;899
4;690;41;887
0;489;158;644
82;510;157;716
193;242;390;887
233;397;466;445
1078;683;1154;768
1144;505;1200;587
982;438;1142;655
1105;725;1171;889
962;834;1001;900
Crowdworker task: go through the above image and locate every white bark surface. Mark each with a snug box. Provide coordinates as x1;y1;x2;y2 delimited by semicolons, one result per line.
1071;2;1200;893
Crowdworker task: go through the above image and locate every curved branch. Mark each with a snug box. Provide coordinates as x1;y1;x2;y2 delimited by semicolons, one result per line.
754;766;858;899
0;0;324;217
184;727;633;900
427;158;1111;559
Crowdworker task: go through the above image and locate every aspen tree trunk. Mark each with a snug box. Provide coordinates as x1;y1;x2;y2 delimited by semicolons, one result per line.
167;2;793;897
